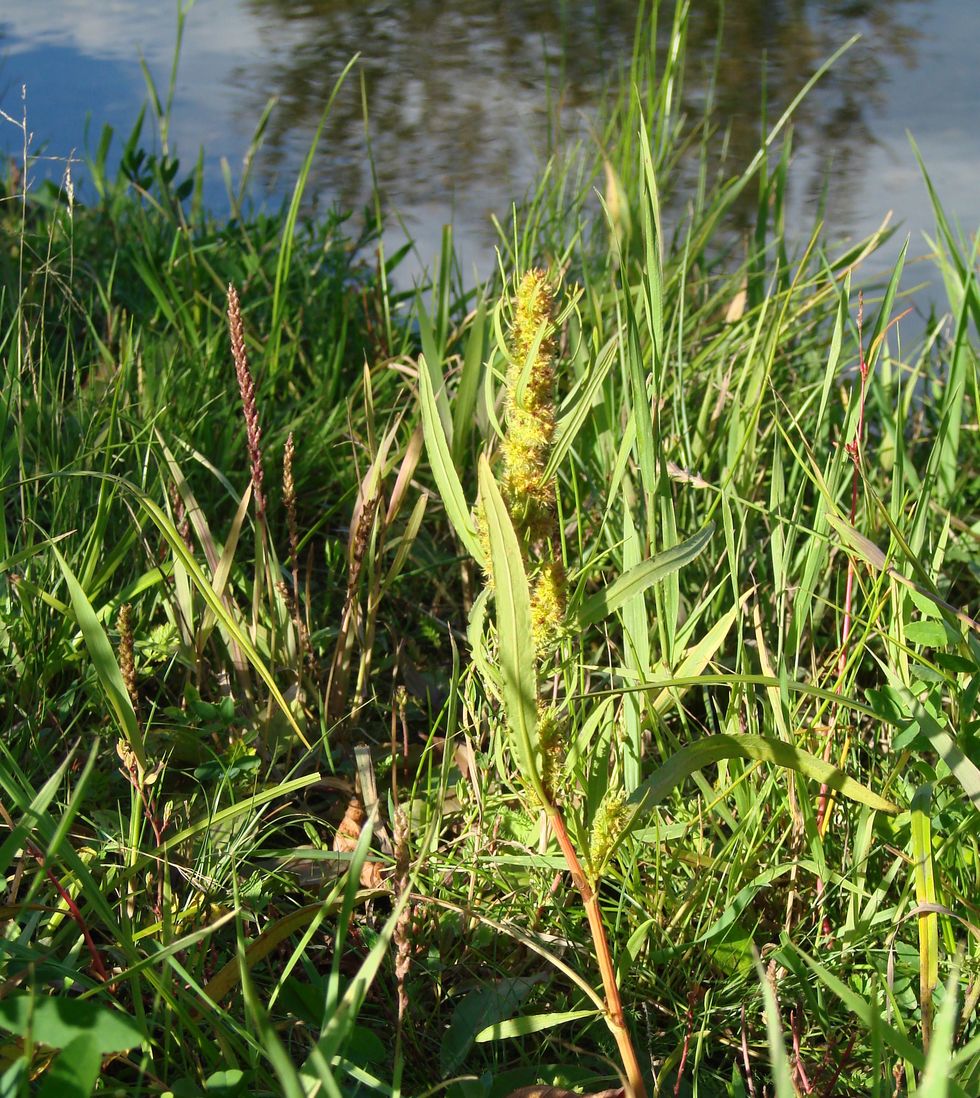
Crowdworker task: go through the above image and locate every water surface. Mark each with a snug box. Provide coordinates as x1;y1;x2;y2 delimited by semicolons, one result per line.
1;1;977;287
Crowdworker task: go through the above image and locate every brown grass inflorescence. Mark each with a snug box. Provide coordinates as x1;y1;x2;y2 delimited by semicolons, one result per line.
227;283;267;524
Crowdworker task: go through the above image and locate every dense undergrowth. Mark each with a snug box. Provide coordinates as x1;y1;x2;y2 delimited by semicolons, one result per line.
1;5;978;1096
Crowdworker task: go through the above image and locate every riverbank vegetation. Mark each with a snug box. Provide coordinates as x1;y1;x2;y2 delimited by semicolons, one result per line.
1;5;978;1096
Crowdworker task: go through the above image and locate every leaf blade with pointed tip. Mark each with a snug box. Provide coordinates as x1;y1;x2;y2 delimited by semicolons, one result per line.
577;522;714;628
419;356;483;563
478;455;545;806
629;733;898;817
476;1008;600;1042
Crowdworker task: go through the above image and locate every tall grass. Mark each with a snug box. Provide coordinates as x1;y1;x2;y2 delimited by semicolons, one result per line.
1;3;977;1096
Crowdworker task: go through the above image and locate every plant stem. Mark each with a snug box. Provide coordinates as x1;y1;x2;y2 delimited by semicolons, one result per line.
548;808;647;1098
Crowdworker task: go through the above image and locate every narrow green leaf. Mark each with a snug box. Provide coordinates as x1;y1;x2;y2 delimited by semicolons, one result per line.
577;522;714;628
650;597;744;716
269;56;359;374
630;733;898;817
920;968;961;1097
912;782;940;1042
543;335;618;481
451;300;487;463
478;455;546;806
753;953;795;1098
792;948;927;1073
901;691;980;812
475;1008;599;1043
50;544;147;772
65;471;309;748
419;356;483;564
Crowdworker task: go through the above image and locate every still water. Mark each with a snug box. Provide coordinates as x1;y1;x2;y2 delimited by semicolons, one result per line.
1;1;977;287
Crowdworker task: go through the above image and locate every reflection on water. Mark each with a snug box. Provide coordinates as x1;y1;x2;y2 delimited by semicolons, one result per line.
0;0;976;279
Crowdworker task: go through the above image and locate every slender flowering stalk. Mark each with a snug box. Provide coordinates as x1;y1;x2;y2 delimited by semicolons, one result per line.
227;283;266;525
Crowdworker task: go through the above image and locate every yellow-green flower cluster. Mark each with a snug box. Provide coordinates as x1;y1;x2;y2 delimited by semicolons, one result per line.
502;269;558;537
530;558;566;657
587;787;629;885
499;269;568;664
536;704;569;804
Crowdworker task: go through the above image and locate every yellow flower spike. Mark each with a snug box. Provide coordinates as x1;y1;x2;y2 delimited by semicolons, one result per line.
503;268;560;536
536;704;568;803
530;559;567;656
587;788;629;886
511;268;556;371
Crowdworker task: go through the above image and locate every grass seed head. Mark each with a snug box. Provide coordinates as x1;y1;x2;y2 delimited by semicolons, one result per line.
227;282;266;522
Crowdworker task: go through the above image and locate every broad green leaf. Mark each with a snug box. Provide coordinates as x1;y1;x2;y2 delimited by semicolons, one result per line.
630;734;898;817
478;455;546;806
476;1008;599;1043
50;544;147;772
0;994;142;1053
443;979;537;1072
577;522;714;628
36;1035;100;1098
419;355;483;564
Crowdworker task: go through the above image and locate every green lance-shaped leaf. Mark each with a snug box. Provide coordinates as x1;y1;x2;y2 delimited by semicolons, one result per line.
51;544;147;774
478;455;548;807
475;1008;600;1043
419;355;484;564
629;733;898;818
577;522;714;628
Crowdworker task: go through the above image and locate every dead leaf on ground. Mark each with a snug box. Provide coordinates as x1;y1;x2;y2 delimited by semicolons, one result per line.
333;795;383;888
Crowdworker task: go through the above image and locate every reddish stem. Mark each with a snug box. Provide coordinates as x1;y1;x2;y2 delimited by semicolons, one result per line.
549;810;647;1098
